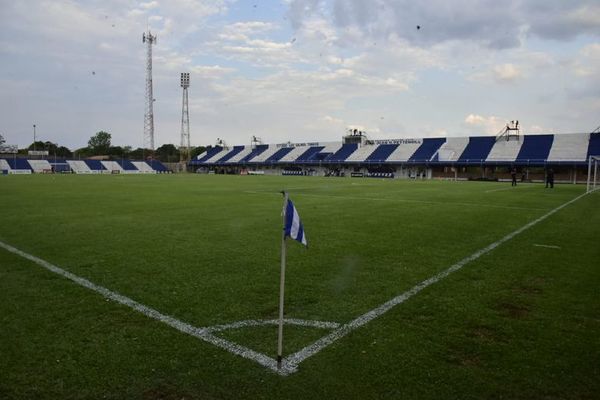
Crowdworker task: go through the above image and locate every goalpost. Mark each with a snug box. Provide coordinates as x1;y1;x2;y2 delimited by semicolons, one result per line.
587;155;600;193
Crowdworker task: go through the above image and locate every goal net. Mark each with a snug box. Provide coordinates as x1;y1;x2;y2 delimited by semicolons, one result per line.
587;155;600;193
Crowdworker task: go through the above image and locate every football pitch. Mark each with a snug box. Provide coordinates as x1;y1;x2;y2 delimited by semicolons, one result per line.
1;174;599;399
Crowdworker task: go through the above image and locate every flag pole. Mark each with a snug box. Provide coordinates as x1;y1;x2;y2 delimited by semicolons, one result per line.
277;191;288;369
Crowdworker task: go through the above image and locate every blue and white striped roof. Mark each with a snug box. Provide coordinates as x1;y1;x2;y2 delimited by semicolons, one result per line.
191;132;600;166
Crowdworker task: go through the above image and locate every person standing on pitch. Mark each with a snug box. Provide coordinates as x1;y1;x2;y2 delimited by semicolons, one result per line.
546;168;555;188
511;167;517;186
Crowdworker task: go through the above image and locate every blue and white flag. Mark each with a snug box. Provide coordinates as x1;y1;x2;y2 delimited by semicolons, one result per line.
283;197;308;247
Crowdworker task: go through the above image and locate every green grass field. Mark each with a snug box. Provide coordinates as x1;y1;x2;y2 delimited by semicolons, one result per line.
1;174;599;399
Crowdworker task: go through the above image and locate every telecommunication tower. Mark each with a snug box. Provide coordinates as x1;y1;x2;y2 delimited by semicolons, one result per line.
142;30;157;151
179;72;191;163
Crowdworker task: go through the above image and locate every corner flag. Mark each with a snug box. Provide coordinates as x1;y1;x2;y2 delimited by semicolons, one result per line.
283;197;308;247
277;191;308;369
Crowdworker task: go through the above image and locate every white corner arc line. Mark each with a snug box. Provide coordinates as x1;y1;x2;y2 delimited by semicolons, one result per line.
533;244;561;249
0;241;290;375
204;318;340;333
283;191;590;370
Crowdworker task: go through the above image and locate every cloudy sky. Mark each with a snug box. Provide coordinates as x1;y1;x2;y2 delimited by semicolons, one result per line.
1;0;599;149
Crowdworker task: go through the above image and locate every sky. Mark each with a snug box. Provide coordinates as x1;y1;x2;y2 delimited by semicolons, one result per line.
1;0;599;150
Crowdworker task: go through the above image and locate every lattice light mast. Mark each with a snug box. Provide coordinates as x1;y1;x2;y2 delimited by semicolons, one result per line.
142;30;157;151
179;72;191;164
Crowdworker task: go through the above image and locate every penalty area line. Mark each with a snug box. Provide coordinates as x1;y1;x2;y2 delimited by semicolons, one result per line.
283;190;590;370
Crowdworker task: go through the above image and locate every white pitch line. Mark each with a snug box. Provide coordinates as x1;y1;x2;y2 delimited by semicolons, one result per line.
282;191;589;370
485;185;533;193
0;190;590;376
533;244;561;249
205;318;340;333
0;240;288;375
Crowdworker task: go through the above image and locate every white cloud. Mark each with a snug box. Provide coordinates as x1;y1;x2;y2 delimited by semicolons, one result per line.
464;114;506;135
492;63;523;83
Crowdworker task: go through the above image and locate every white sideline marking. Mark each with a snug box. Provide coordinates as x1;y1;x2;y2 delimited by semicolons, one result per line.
0;240;288;374
282;191;589;371
533;244;561;249
0;190;590;376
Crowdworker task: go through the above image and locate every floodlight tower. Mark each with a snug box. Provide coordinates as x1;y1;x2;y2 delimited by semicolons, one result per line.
179;72;191;164
142;30;157;151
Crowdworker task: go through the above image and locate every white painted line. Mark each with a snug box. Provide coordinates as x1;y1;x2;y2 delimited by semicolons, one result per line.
0;190;590;376
205;318;340;333
485;185;533;193
0;240;290;375
282;191;589;371
533;244;561;249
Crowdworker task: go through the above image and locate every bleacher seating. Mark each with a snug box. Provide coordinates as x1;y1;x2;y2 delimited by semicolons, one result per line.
547;133;589;162
131;161;155;173
365;144;399;163
84;159;107;172
317;143;343;160
239;145;269;163
27;159;52;173
146;160;169;173
457;136;496;163
49;159;71;173
515;134;554;165
196;146;223;163
278;146;315;163
215;146;245;164
67;160;92;174
116;159;139;173
346;145;378;162
265;147;295;163
486;137;524;163
295;146;325;162
204;147;232;164
587;132;600;159
0;159;12;171
5;158;32;171
101;161;124;172
409;138;446;162
325;143;358;162
431;137;470;162
386;142;423;162
226;146;255;163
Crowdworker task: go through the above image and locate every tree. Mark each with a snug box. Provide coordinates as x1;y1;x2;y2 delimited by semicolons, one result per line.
88;131;111;155
155;143;180;162
56;146;73;158
190;145;207;159
74;147;92;159
0;133;5;146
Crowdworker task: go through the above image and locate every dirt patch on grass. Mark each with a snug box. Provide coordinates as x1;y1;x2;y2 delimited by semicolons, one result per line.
468;325;505;343
445;348;482;367
514;277;546;296
497;302;531;319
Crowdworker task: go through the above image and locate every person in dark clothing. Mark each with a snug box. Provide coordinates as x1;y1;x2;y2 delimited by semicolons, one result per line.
511;167;517;186
546;168;555;188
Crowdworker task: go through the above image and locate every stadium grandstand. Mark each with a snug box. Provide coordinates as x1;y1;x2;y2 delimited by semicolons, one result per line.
0;158;170;174
190;131;600;184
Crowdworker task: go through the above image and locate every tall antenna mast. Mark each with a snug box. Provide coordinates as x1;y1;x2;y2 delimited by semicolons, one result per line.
142;30;157;151
179;72;191;165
